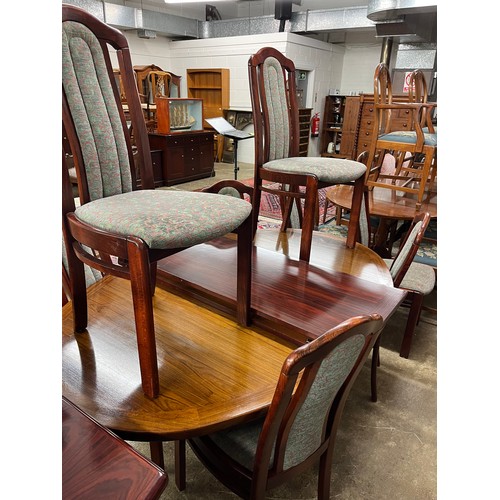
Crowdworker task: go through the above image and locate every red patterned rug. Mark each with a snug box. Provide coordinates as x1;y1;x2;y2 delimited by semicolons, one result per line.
240;179;336;223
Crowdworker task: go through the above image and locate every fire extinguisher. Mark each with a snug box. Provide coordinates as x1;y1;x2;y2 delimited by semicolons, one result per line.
311;113;320;138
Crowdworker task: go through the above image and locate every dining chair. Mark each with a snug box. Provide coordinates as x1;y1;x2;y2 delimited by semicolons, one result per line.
248;47;366;262
62;4;253;399
364;63;437;210
188;313;384;500
381;211;436;359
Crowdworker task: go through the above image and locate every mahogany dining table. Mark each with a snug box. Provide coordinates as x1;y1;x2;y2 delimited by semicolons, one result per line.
326;180;437;257
62;396;168;499
62;229;406;484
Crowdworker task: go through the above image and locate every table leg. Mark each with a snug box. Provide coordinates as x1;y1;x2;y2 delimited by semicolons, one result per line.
233;139;239;180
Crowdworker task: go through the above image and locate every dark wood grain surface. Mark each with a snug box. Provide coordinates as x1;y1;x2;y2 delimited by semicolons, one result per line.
62;397;167;499
157;239;406;345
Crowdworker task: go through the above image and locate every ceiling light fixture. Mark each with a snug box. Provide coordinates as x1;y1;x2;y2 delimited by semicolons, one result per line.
164;0;226;3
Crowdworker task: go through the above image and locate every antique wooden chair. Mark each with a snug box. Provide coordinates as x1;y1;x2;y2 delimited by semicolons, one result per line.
248;47;366;262
381;211;436;358
188;314;384;499
62;4;252;399
364;63;437;209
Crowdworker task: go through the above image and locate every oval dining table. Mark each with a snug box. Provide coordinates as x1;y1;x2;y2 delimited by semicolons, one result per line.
63;228;406;489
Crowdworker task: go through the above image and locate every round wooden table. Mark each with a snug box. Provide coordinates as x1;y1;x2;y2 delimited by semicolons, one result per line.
326;181;437;257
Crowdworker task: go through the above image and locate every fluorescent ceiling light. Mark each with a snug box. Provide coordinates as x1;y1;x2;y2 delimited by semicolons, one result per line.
164;0;226;3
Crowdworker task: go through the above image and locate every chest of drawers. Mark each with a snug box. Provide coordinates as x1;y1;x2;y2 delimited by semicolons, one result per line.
148;131;214;186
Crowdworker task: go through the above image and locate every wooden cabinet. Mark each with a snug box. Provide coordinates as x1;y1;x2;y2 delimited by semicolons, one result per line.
298;108;312;157
320;96;347;157
339;93;413;160
148;131;214;186
186;68;229;123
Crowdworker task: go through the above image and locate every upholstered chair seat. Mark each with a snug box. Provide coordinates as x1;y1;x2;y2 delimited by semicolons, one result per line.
264;156;366;184
383;258;435;294
74;190;251;250
379;130;437;147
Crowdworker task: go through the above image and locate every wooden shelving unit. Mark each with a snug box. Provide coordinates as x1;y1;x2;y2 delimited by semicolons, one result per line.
320;95;348;157
186;68;229;123
298;108;312;156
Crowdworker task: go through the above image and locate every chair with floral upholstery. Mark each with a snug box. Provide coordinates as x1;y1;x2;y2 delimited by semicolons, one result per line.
248;47;367;262
381;211;436;358
364;63;437;210
62;4;252;400
188;313;384;499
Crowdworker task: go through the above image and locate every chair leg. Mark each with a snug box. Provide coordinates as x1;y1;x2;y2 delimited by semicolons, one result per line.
371;336;381;402
236;214;252;326
298;177;318;262
128;238;160;398
66;242;89;332
149;441;165;469
317;450;334;500
175;440;186;491
400;292;424;359
346;176;364;248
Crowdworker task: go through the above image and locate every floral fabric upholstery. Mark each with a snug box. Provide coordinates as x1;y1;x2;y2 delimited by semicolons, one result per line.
389;221;422;280
383;259;435;295
75;190;252;249
262;56;289;161
379;130;437;147
264;157;366;185
62;20;133;200
203;334;365;471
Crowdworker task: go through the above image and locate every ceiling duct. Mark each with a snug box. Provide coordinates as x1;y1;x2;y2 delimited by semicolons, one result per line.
137;29;157;39
375;12;436;43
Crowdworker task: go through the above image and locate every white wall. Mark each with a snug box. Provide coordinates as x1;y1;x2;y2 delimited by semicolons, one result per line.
118;30;382;164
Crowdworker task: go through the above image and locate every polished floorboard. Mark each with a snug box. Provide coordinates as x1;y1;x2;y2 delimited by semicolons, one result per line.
128;159;438;499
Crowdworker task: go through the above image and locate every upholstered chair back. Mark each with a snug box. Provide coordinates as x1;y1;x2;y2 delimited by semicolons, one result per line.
387;211;431;288
62;20;134;202
262;56;291;162
278;333;366;469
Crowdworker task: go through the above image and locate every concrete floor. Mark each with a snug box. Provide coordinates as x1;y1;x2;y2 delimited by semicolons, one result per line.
134;160;437;499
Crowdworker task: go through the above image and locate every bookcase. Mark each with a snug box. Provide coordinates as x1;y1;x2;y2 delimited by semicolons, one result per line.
186;68;229;123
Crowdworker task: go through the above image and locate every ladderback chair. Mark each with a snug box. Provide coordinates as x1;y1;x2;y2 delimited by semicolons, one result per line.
188;313;384;499
248;47;366;262
364;63;437;210
382;211;436;358
62;4;252;399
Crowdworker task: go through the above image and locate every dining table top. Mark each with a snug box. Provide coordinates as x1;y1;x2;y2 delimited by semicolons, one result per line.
62;396;168;499
327;181;437;221
63;229;406;443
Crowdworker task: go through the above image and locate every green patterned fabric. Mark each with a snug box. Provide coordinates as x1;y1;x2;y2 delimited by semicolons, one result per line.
389;221;423;280
264;156;366;183
262;56;289;161
205;334;365;471
62;20;133;200
74;190;252;249
383;259;435;294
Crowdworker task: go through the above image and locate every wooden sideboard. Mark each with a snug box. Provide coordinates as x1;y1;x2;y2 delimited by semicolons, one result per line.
339;93;413;160
148;131;214;186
